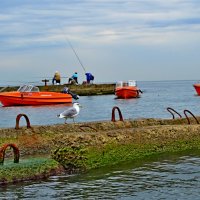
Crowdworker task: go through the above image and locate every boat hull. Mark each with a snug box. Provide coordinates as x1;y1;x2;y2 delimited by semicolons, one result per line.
193;84;200;95
115;87;140;99
0;91;72;106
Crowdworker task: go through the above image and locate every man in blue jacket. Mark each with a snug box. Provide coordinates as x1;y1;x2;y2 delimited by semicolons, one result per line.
85;72;94;84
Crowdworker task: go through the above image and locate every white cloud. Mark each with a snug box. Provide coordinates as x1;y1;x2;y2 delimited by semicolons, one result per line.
0;0;200;48
0;0;200;82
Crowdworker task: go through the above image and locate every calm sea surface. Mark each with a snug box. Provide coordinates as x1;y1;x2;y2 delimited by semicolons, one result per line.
1;80;200;199
0;80;200;128
1;151;200;199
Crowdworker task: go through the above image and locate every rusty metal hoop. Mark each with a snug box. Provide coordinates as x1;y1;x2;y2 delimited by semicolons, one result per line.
0;143;20;165
166;107;182;119
79;125;97;132
111;106;124;122
183;110;199;124
15;114;31;129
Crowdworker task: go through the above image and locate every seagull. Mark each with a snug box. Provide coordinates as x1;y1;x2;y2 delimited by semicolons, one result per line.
57;102;81;123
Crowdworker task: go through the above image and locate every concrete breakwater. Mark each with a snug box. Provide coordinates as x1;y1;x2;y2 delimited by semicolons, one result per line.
0;83;116;96
0;116;200;184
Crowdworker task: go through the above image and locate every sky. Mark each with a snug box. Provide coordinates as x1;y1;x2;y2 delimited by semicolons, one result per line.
0;0;200;86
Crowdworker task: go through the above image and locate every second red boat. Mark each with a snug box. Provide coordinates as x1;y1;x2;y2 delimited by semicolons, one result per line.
193;83;200;95
115;80;142;99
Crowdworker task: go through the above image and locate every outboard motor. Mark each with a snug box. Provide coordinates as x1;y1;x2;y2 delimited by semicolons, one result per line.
68;90;79;100
62;87;69;94
62;87;79;100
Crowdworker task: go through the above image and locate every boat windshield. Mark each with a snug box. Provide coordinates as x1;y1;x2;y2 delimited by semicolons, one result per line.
128;80;136;86
116;81;123;87
116;80;136;87
17;85;39;92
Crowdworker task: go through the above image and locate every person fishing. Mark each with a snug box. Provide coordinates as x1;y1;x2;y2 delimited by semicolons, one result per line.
68;72;78;84
52;71;61;85
85;72;94;84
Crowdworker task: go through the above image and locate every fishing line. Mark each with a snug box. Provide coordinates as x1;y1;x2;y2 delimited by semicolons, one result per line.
59;26;87;73
66;38;86;73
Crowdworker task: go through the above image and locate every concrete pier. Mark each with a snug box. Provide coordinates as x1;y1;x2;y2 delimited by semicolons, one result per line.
1;117;200;184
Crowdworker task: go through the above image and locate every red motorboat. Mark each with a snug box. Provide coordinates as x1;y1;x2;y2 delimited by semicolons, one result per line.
0;85;78;106
193;83;200;95
115;80;141;99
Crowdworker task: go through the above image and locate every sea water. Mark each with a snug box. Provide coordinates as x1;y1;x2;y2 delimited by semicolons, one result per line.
1;151;200;199
0;80;199;128
1;80;200;199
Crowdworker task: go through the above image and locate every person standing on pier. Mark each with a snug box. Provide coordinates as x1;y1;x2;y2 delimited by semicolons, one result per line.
52;71;61;85
85;72;94;84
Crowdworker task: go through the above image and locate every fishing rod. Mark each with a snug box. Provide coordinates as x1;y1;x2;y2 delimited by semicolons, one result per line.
59;26;87;73
66;38;86;73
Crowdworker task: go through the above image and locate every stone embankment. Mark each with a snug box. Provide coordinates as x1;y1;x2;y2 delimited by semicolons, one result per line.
1;115;200;184
0;83;116;96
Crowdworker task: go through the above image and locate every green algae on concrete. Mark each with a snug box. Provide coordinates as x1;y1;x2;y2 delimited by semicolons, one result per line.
1;118;200;184
0;157;64;185
52;139;200;172
51;124;200;171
